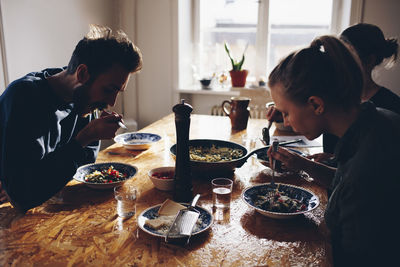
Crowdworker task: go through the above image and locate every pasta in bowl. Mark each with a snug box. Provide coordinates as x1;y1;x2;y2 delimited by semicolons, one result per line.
170;139;248;174
242;183;319;219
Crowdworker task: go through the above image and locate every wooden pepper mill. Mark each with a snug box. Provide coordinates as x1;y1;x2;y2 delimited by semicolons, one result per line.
172;99;193;203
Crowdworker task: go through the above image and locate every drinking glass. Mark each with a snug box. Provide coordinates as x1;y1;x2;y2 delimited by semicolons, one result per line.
211;178;233;209
114;185;137;218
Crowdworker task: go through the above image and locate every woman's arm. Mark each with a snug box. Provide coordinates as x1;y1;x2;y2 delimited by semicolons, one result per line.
268;146;336;188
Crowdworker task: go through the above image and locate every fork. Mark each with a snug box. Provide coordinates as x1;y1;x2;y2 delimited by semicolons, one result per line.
271;140;279;186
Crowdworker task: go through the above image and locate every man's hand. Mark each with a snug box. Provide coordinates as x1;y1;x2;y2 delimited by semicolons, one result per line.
75;111;123;147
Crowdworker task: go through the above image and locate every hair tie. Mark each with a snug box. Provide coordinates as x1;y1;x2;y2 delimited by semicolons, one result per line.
311;39;325;53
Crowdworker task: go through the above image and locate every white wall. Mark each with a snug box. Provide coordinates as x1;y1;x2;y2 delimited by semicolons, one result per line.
1;0;115;82
118;0;138;122
134;0;176;129
362;0;400;95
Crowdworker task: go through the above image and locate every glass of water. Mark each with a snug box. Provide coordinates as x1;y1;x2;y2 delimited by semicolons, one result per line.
114;184;137;218
211;178;233;209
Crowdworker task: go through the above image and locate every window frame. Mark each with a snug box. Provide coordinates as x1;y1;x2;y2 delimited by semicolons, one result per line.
188;0;361;88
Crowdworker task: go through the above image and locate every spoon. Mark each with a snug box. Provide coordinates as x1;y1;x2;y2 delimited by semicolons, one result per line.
94;108;127;129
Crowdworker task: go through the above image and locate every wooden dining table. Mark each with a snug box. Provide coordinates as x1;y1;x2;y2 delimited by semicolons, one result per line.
0;113;332;266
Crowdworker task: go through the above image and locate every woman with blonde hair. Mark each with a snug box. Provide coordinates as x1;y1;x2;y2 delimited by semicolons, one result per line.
267;35;400;266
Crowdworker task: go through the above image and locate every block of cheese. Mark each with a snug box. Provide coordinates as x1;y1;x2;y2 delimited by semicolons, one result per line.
144;215;175;229
158;199;185;216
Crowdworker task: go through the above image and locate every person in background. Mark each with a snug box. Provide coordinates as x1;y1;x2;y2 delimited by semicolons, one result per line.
267;35;400;266
323;23;400;154
0;24;142;212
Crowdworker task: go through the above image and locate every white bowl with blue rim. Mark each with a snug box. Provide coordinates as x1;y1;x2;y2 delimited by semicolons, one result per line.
73;162;138;189
242;183;319;219
114;132;161;150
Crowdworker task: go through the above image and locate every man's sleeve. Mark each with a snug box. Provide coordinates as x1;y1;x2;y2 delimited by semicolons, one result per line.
1;84;99;212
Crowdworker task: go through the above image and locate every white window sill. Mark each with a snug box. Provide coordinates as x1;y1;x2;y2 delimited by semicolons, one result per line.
176;85;268;96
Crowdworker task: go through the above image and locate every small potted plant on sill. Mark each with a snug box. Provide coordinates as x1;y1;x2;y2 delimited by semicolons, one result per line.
224;42;248;87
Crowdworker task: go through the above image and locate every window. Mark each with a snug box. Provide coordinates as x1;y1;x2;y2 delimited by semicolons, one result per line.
0;4;7;93
193;0;334;87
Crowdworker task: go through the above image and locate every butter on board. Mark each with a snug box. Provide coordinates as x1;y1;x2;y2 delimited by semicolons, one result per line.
158;199;186;216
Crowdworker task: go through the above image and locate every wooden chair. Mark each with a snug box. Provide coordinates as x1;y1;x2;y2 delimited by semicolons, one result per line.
211;105;225;116
239;87;272;119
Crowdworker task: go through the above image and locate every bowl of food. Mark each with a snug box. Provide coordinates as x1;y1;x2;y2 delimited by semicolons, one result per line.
170;139;248;174
242;183;319;219
148;166;175;191
114;132;161;150
73;162;137;189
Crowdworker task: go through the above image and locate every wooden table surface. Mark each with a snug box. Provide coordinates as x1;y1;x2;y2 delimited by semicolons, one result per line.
0;114;331;266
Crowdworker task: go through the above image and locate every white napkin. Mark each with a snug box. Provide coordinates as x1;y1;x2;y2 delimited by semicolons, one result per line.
272;135;322;147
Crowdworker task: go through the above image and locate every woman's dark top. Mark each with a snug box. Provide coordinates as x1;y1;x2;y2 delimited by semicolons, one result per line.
0;68;99;211
323;87;400;153
325;102;400;266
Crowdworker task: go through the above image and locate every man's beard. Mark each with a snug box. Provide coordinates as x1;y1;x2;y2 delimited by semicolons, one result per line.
73;83;107;116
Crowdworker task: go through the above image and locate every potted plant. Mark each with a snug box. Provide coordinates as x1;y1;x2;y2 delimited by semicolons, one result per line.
224;42;248;87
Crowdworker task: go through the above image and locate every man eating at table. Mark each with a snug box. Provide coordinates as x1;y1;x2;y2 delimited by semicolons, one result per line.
0;24;142;212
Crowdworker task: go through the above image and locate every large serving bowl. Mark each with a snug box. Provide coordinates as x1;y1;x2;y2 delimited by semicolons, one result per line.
114;132;161;150
170;139;248;174
73;162;138;189
242;183;319;219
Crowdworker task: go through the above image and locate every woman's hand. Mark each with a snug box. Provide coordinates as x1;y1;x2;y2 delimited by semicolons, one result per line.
266;105;283;122
267;146;311;172
307;152;334;163
75;111;123;147
268;147;336;188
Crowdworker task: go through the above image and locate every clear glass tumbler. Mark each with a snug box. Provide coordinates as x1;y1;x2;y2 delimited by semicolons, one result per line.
114;184;137;218
211;178;233;209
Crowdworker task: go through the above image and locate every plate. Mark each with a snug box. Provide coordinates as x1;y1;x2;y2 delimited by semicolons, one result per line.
241;183;319;219
73;162;138;189
114;132;161;150
138;203;213;238
170;139;248;174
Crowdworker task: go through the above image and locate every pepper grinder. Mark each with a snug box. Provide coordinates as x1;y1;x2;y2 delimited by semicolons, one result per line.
172;99;193;203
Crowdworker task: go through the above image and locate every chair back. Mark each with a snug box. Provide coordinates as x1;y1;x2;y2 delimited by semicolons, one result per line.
239;88;272;119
